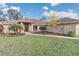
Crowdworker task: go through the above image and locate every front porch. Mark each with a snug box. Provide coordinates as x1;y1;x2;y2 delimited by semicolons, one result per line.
18;22;33;32
19;22;40;32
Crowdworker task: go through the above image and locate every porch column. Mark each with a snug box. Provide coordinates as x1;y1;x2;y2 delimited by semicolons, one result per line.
37;26;41;31
21;22;25;33
29;23;33;32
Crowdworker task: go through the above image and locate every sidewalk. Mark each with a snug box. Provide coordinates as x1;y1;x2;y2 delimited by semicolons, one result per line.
25;32;79;39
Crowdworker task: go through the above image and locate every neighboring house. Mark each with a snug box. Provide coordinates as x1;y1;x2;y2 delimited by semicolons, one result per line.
46;18;79;37
0;19;46;33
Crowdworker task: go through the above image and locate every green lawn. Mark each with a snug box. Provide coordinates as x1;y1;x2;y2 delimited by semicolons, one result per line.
0;35;79;56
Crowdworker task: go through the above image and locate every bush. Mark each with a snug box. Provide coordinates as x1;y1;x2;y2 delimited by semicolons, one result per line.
0;29;3;33
9;24;24;33
0;25;3;33
39;25;47;31
9;24;18;32
68;31;75;37
17;24;24;32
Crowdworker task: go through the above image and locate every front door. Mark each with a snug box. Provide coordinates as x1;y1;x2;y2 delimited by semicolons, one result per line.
24;23;29;31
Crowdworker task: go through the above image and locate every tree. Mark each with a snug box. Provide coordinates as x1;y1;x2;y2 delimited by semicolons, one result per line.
49;12;59;21
48;20;61;26
15;13;19;20
0;7;23;22
48;12;61;27
0;11;6;22
8;9;22;20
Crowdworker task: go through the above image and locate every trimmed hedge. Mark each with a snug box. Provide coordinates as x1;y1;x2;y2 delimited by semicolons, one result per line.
39;25;47;31
68;31;75;37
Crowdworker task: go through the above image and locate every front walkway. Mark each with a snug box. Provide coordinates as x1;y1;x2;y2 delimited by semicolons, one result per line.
25;32;79;39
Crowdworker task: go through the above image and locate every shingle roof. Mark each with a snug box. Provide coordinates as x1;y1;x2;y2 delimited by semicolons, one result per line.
18;19;47;25
1;19;47;26
2;17;78;25
58;18;79;24
48;17;79;25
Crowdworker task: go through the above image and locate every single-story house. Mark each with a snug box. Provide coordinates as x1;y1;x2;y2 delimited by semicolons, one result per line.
46;18;79;37
1;17;79;37
0;19;46;33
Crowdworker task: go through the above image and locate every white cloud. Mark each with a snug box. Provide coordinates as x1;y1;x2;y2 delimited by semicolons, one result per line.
2;6;21;14
50;3;60;6
43;11;49;17
67;9;74;12
50;10;53;13
47;10;79;19
2;8;9;14
0;3;7;8
9;6;21;12
0;3;21;15
58;11;78;19
43;6;48;10
5;16;9;20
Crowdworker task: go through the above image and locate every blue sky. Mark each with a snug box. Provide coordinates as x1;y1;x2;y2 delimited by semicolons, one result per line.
5;3;79;19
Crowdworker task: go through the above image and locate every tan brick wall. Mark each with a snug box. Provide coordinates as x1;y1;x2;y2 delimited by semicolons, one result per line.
3;25;9;33
29;23;33;32
46;24;76;35
75;24;79;37
63;24;75;34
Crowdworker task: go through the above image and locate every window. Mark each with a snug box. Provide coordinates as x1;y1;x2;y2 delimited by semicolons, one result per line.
33;26;37;30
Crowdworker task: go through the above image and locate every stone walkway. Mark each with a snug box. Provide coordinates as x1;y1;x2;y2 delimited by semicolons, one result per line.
25;32;79;39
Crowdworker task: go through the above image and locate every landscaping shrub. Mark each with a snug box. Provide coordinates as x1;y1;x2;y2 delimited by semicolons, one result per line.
17;24;24;32
39;25;47;31
9;24;18;32
9;23;24;33
68;31;75;37
0;25;3;33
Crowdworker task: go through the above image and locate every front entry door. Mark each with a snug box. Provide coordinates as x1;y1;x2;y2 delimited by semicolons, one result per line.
24;23;29;31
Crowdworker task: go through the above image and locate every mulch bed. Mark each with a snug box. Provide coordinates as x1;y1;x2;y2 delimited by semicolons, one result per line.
33;31;68;36
7;33;25;37
0;33;25;37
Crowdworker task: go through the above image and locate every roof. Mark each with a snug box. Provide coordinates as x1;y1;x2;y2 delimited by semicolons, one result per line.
0;19;46;26
58;18;79;24
18;19;47;25
2;17;78;25
49;18;79;25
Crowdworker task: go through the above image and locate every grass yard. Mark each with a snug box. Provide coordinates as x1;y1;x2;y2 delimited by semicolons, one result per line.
0;35;79;56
